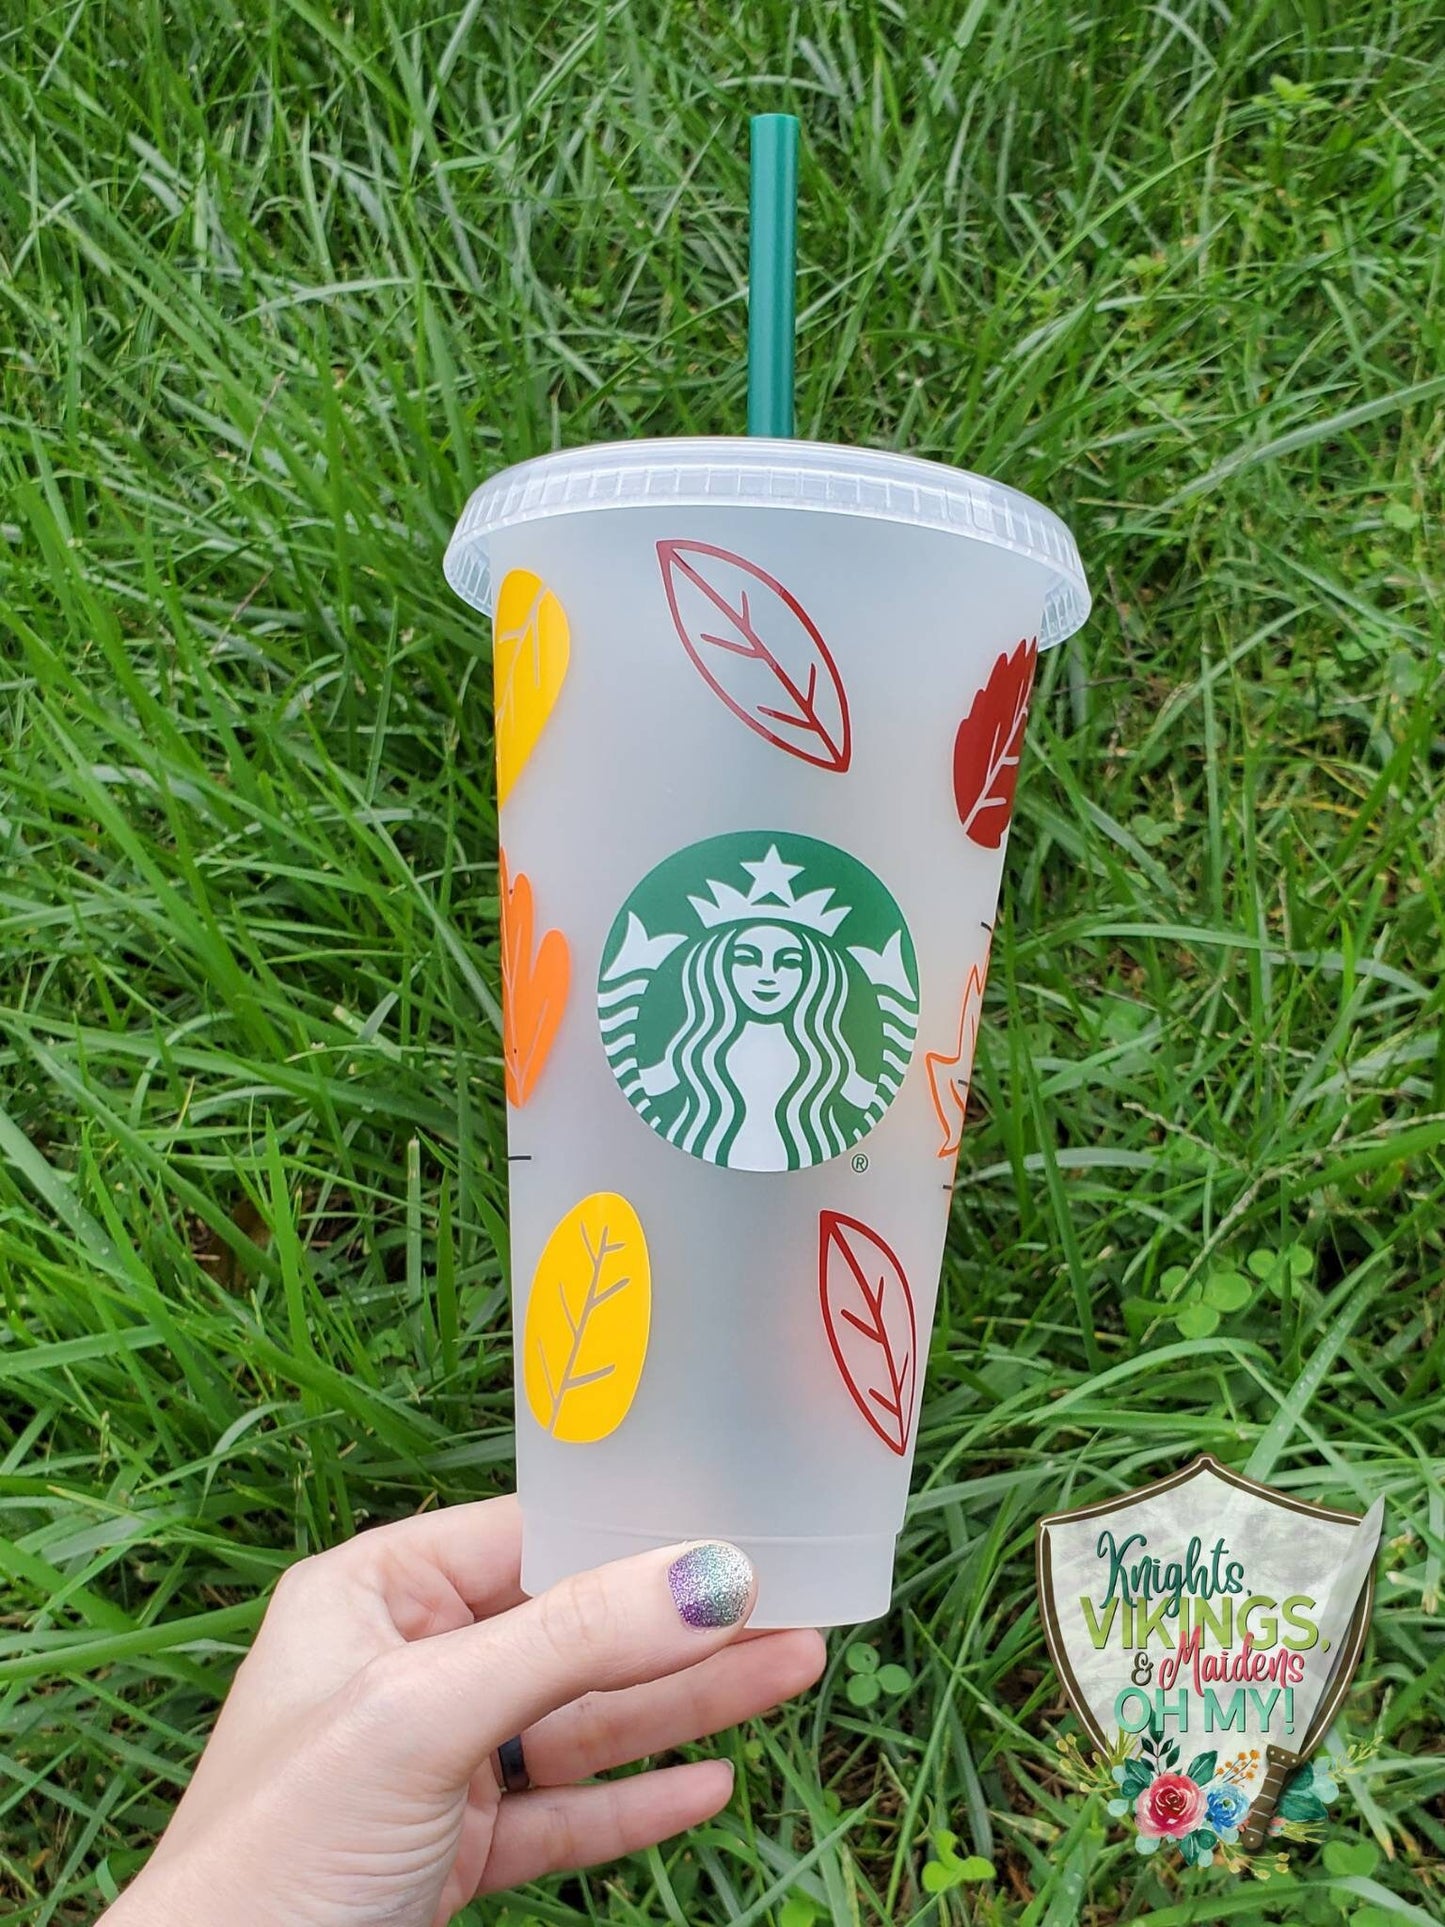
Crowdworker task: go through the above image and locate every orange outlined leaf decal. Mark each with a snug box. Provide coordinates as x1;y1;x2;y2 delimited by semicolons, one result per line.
819;1211;918;1457
953;638;1039;847
523;1192;651;1443
500;849;569;1106
657;540;851;771
494;568;570;805
926;957;990;1158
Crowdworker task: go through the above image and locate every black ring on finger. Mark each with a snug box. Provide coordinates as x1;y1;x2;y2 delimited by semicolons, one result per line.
495;1732;531;1794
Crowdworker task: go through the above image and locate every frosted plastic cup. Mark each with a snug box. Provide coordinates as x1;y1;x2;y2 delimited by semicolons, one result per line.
445;439;1089;1627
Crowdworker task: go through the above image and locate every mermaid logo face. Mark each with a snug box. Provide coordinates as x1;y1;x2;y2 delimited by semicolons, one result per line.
598;833;919;1172
729;924;806;1017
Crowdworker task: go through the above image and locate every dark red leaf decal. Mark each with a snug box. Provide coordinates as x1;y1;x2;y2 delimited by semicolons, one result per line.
952;638;1039;847
657;540;851;771
819;1211;918;1456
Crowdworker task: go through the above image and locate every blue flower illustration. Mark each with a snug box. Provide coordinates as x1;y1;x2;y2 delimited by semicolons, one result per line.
1205;1782;1250;1834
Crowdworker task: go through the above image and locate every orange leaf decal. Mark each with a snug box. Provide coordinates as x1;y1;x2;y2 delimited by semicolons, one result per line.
953;638;1039;847
925;957;989;1158
657;540;851;771
819;1211;918;1457
500;850;570;1106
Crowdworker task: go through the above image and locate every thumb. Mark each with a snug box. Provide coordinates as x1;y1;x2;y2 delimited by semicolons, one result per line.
362;1540;757;1784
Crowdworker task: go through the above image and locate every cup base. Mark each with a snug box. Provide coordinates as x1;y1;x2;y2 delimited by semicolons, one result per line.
521;1510;898;1629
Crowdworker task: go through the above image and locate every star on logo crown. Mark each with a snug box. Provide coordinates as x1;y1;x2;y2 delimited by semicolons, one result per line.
688;843;851;936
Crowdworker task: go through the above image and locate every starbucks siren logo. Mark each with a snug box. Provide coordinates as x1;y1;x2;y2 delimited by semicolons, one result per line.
598;832;919;1172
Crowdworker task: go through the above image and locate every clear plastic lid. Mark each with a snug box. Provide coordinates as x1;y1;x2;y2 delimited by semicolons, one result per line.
444;437;1090;647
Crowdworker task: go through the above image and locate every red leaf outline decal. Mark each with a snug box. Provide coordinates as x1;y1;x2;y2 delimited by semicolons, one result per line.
819;1211;918;1456
925;955;990;1158
657;540;852;771
953;638;1039;847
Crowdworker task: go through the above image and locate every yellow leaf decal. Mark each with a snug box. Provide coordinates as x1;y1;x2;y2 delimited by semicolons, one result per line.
494;567;570;806
523;1192;650;1443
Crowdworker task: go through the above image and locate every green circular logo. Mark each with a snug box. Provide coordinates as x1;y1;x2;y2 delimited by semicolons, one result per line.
598;832;919;1172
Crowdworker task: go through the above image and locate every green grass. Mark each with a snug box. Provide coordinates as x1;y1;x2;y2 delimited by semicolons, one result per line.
1;0;1443;1920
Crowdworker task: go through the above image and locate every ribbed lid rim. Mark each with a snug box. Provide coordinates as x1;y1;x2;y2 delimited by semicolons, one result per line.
444;437;1090;646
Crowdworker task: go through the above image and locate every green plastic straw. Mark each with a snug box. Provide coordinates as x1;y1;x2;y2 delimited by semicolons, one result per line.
747;113;799;438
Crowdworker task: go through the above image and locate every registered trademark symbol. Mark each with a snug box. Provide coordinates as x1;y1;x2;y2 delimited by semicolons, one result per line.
851;1152;869;1174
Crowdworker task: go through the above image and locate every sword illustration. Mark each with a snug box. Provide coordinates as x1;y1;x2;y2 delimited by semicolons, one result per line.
1237;1497;1384;1851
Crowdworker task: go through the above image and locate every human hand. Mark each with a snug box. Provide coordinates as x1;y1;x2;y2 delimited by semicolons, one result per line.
102;1498;824;1927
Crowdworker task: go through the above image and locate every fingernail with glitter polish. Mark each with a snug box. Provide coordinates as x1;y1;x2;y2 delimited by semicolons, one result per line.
668;1541;755;1629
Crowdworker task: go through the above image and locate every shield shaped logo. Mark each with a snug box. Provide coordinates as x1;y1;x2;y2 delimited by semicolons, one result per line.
1036;1455;1379;1851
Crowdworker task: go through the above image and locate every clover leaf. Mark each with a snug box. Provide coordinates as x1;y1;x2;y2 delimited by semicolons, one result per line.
1176;1300;1220;1339
842;1641;911;1707
921;1831;995;1893
1247;1245;1313;1293
1323;1839;1380;1879
1202;1270;1252;1313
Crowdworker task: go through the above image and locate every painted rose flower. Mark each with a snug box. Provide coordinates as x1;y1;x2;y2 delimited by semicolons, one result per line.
1205;1782;1250;1833
1135;1771;1207;1839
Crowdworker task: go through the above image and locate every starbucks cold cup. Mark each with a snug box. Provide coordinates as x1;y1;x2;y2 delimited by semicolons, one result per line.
444;438;1089;1627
